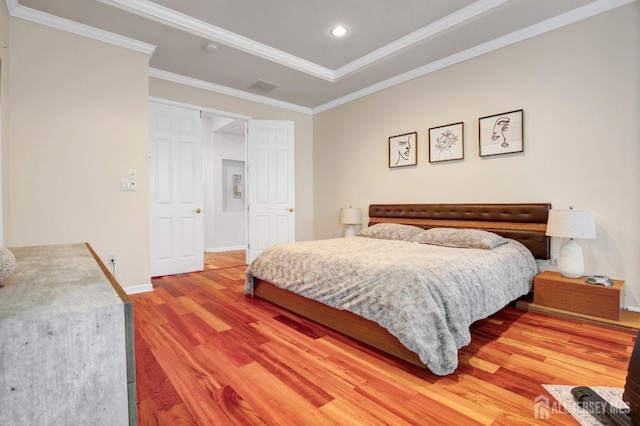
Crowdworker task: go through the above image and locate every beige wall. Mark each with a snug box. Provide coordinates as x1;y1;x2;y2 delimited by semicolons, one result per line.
149;78;315;242
7;18;151;289
3;13;313;290
313;4;640;307
1;4;9;244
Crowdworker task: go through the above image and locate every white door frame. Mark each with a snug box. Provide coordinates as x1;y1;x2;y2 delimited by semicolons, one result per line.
149;101;205;276
148;97;251;270
246;120;296;263
149;98;251;124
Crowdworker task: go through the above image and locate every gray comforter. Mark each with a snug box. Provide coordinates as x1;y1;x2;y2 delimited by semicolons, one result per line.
245;236;537;375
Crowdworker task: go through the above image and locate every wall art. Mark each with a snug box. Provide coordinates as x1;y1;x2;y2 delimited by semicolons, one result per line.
388;132;417;168
479;109;523;157
428;122;464;163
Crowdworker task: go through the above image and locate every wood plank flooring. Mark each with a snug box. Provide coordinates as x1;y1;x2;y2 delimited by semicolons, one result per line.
204;250;246;270
132;253;636;425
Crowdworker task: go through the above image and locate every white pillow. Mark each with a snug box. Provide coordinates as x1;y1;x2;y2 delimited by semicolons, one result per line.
356;223;424;241
410;227;507;249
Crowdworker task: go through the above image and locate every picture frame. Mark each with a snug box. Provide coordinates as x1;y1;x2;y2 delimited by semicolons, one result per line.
388;132;417;168
428;122;464;163
478;109;523;157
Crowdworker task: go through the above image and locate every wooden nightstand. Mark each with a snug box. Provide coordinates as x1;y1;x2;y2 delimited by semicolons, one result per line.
533;271;623;320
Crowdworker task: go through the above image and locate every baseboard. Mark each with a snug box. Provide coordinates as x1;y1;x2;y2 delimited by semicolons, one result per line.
625;305;640;313
124;283;153;295
205;246;245;253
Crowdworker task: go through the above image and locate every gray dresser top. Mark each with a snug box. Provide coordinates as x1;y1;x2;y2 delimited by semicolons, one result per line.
0;243;123;321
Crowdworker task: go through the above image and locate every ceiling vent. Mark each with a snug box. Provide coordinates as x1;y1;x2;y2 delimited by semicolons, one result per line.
248;79;279;93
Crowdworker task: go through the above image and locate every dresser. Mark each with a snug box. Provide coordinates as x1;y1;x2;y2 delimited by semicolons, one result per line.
0;243;136;425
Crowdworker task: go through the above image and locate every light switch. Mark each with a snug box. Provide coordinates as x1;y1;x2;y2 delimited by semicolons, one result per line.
120;180;136;191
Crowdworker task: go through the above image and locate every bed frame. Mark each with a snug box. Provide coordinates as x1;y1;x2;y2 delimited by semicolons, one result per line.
253;203;551;368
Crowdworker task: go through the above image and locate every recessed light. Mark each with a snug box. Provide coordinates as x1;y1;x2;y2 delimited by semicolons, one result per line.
330;25;348;37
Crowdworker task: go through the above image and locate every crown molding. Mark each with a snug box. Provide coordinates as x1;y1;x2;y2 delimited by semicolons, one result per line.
97;0;512;83
5;0;18;13
313;0;636;114
6;0;634;114
149;68;313;115
94;0;636;85
334;0;510;79
97;0;334;81
6;1;156;54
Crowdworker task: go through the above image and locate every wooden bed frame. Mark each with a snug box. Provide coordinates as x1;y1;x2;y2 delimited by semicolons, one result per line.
252;203;551;368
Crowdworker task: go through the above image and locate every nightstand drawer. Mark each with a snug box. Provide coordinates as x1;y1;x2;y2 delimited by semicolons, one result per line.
534;271;623;320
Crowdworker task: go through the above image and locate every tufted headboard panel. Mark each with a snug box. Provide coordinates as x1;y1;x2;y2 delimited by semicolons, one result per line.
368;203;551;259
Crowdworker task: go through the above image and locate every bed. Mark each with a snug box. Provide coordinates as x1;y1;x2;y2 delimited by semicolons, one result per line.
245;203;550;375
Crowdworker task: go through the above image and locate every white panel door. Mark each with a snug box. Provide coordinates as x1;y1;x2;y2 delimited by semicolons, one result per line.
149;102;204;276
247;120;295;263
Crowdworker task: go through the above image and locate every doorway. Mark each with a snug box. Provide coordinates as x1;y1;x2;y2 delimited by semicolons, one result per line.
203;115;247;257
149;100;296;277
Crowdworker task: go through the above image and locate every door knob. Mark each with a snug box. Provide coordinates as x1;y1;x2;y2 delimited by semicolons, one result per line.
287;208;294;212
194;208;202;214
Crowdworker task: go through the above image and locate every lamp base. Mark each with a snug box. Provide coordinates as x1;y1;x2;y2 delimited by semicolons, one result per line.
344;224;359;238
558;239;585;278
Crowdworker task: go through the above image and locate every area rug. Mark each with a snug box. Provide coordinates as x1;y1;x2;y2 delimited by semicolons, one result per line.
542;384;628;425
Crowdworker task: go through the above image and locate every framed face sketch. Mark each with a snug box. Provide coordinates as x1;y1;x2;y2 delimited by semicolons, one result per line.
479;109;523;157
388;132;417;168
428;122;464;163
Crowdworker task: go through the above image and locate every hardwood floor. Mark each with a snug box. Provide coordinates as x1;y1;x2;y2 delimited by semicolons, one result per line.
204;250;246;270
132;260;636;425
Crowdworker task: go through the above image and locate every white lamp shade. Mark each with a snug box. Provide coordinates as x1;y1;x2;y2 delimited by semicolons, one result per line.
545;209;596;239
339;207;362;225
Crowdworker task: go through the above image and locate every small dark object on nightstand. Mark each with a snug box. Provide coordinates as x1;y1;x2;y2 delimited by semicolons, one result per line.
585;275;613;286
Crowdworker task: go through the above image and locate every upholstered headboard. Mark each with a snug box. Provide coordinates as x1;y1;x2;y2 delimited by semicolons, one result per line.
368;203;551;259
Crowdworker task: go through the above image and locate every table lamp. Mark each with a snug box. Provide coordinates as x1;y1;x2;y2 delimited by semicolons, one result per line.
340;207;362;237
545;207;596;278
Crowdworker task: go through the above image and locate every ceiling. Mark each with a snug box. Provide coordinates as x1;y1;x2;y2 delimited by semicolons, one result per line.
6;0;630;112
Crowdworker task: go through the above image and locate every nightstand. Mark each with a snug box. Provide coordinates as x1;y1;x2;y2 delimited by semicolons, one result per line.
533;271;623;320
